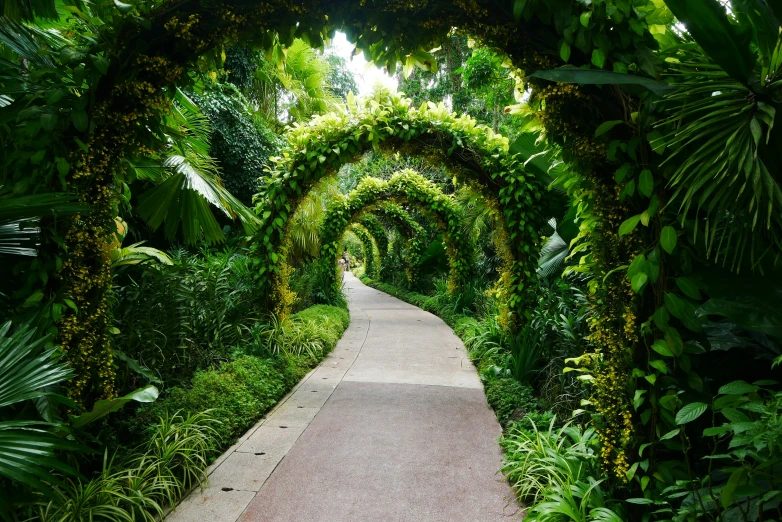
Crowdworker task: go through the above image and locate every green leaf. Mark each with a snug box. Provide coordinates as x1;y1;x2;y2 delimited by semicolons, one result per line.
676;277;702;300
662;0;754;84
660;428;680;440
71;110;88;132
40;113;57;131
529;67;674;96
595;120;623;137
632;272;648;293
718;380;759;395
513;0;526;21
675;402;708;424
70;385;158;428
650;359;668;374
660;226;677;254
560;41;571;62
722;468;745;508
665;328;684;356
113;0;132;13
654;306;670;329
580;10;592;26
638;170;654;197
591;48;606;68
652;339;673;357
703;425;730;436
619;215;641;236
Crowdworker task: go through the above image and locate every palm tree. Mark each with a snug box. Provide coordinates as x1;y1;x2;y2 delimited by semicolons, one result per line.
242;38;339;128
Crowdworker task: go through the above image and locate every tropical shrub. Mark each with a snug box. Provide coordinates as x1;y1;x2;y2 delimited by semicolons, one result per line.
112;246;264;389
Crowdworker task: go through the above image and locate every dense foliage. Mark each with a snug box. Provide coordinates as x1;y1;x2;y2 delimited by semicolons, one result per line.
4;0;782;519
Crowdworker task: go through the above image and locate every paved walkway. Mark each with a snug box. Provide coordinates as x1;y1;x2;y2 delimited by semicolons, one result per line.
167;273;518;522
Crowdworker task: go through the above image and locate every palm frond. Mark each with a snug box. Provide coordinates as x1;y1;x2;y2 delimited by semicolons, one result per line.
0;190;88;257
0;17;67;68
538;228;568;279
659;64;782;271
0;321;87;503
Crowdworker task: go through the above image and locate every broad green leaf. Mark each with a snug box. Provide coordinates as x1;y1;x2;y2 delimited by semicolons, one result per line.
71;110;88;132
70;385;158;428
722;468;745;508
718;380;759;395
660;226;677;254
513;0;526;20
660;428;680;440
652;339;673;357
114;0;132;12
631;272;648;293
529;67;674;96
703;425;730;436
675;402;708;424
595;120;623;137
591;48;606;68
638;170;654;197
654;306;670;329
619;215;641;236
650;359;668;373
560;41;571;62
676;277;702;300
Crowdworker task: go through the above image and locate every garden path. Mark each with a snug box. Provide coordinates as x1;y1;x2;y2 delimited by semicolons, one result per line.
166;273;518;521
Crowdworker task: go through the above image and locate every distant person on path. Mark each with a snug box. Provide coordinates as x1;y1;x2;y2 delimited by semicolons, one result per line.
342;251;351;272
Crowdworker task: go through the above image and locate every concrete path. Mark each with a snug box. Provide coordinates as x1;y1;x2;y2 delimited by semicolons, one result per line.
167;273;519;522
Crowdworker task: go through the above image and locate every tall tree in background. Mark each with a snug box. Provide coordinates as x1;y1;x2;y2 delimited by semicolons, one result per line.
325;54;359;100
396;35;522;140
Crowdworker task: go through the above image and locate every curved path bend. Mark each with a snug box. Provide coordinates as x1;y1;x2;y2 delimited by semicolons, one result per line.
168;273;519;522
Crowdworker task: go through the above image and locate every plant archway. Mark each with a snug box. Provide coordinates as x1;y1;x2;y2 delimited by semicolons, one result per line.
315;170;471;307
252;93;544;324
370;202;428;289
346;224;378;279
357;215;388;257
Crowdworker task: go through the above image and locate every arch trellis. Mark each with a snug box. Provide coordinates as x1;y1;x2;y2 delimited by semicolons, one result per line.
370;202;428;288
357;215;388;257
347;224;379;279
252;93;545;324
316;171;472;306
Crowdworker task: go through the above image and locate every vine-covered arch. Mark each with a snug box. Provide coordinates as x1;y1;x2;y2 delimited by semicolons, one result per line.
357;215;388;257
252;93;544;324
370;202;428;289
346;224;378;279
315;171;471;306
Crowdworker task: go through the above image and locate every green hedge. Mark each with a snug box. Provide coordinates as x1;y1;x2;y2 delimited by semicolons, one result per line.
130;305;349;451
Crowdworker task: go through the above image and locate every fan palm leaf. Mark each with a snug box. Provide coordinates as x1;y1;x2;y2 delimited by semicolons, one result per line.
0;321;88;511
135;89;260;244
